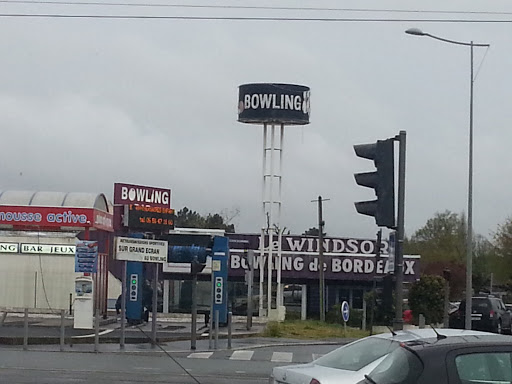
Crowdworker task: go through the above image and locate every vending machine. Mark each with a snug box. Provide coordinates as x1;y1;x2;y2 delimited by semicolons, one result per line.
74;275;94;329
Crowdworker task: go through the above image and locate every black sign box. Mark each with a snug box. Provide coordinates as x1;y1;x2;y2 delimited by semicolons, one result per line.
124;205;175;231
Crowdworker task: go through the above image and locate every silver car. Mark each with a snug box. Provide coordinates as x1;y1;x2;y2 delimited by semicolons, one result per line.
269;328;492;384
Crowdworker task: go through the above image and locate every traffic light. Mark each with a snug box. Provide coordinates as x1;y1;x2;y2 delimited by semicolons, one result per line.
215;277;223;304
353;138;395;228
382;274;394;309
129;274;139;302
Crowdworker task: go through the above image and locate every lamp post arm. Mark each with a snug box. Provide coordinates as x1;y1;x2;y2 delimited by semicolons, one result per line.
424;33;490;48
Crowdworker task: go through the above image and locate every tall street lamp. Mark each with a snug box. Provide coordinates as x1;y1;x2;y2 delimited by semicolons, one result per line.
405;28;490;330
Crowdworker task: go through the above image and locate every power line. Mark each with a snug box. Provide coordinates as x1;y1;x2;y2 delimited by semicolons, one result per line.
2;0;512;17
0;13;511;23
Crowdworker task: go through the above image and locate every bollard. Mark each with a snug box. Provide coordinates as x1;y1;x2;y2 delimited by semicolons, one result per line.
208;310;213;350
0;312;7;327
60;310;65;352
94;310;100;352
214;310;219;350
23;308;29;351
227;311;232;349
419;314;426;329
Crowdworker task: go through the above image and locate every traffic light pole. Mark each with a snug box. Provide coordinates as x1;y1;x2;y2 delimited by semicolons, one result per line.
393;130;406;331
312;196;329;322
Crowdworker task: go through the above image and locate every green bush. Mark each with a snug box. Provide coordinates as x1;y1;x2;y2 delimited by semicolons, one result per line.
408;274;445;324
285;310;301;321
325;304;364;328
264;321;282;337
348;309;363;328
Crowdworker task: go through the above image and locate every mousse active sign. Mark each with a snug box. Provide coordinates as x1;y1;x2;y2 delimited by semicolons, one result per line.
115;237;168;263
238;83;311;125
0;206;113;232
227;234;420;281
114;183;171;208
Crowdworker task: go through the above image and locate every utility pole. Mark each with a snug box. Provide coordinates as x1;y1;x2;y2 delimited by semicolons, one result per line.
393;130;406;331
312;196;330;322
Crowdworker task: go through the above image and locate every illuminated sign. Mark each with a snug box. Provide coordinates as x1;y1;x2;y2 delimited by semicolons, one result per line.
0;206;113;232
123;205;175;231
114;183;171;208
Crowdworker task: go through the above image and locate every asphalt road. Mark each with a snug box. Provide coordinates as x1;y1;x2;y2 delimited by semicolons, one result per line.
0;344;340;383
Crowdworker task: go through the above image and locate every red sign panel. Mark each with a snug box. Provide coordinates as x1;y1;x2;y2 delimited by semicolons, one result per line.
114;183;171;208
0;206;114;232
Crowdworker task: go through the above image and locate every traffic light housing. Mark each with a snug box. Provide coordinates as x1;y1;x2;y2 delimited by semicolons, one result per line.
129;274;139;302
353;138;395;228
214;277;224;304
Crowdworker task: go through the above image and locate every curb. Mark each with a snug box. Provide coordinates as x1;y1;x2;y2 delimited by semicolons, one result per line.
0;331;264;346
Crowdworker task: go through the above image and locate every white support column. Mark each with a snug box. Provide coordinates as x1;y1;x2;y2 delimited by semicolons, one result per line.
260;123;268;317
276;124;284;308
259;228;265;317
267;124;275;314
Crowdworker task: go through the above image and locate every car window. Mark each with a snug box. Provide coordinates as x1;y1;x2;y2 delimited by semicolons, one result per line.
315;337;399;371
473;299;490;310
455;352;512;384
366;347;423;384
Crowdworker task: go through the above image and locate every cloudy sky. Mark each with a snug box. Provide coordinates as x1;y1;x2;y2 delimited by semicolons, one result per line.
1;0;511;240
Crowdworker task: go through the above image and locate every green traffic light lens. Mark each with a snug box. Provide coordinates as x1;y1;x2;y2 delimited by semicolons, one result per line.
216;283;221;287
132;280;137;284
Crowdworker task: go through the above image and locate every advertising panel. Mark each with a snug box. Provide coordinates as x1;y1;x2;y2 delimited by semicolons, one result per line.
123;204;175;231
115;236;168;263
75;241;98;273
0;206;113;231
238;83;311;125
113;183;171;208
227;233;420;282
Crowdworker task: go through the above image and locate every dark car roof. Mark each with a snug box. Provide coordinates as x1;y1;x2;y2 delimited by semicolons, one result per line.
402;334;512;354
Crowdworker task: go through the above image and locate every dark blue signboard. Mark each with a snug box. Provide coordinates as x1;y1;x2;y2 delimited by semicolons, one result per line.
74;241;98;273
212;236;229;325
238;83;311;125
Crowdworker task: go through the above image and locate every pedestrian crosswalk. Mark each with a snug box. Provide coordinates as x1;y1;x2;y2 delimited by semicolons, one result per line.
186;349;323;363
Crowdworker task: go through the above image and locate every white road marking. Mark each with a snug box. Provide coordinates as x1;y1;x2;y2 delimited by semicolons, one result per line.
188;352;214;359
271;352;293;362
72;329;114;339
229;350;254;360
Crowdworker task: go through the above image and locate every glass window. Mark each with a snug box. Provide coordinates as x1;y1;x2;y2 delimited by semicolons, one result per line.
352;289;363;309
455;352;512;384
366;347;423;384
315;337;399;371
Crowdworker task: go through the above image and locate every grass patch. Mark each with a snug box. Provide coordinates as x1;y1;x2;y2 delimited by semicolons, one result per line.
261;320;370;339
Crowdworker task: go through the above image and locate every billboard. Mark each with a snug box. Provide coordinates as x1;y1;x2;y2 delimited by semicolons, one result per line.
0;206;113;232
114;183;171;208
115;236;168;263
75;241;98;273
123;204;175;231
227;233;420;282
238;83;311;125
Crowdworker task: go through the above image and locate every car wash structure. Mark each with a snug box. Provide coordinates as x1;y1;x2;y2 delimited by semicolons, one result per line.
0;190;113;325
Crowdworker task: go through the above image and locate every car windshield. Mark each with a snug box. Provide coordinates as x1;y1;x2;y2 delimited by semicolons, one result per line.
315;337;399;371
366;347;423;384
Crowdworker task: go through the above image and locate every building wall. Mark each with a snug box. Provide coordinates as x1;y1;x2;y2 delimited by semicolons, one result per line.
0;232;77;310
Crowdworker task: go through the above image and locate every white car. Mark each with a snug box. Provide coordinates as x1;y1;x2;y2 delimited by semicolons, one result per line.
269;328;492;384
